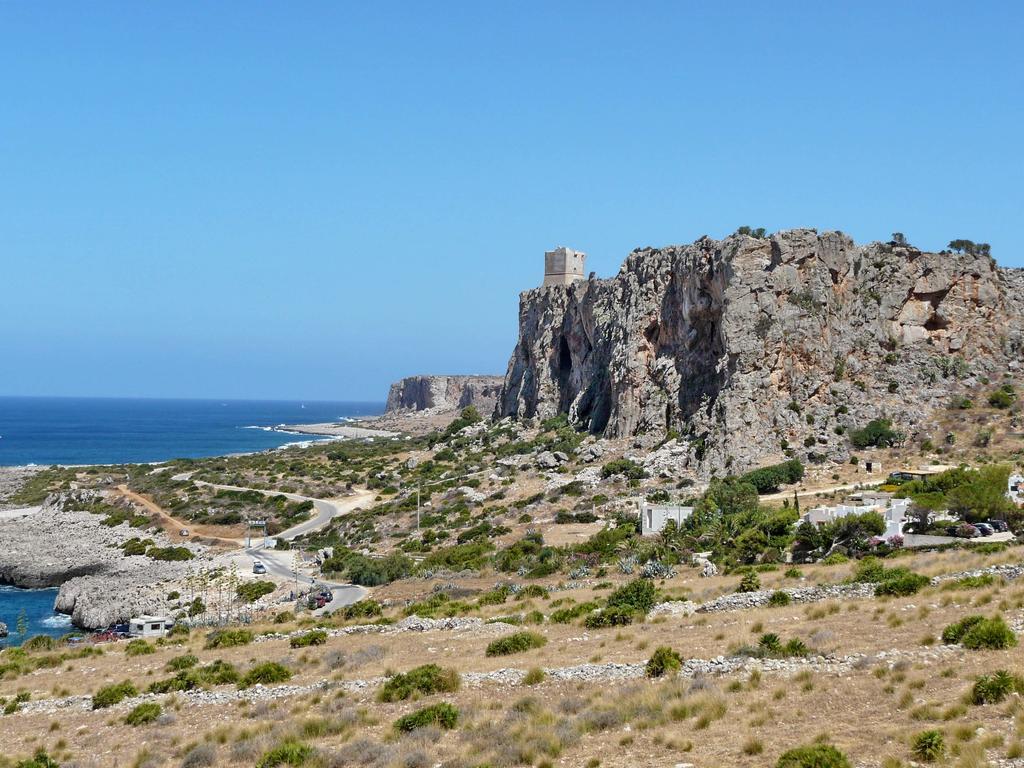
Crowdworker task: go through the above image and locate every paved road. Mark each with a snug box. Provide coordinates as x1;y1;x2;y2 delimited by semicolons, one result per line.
170;472;372;610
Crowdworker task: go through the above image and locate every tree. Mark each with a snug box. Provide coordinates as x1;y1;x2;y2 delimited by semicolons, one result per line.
16;608;28;640
794;512;885;560
850;418;903;449
947;464;1014;522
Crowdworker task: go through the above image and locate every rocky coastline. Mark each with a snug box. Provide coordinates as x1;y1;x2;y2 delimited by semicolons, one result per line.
0;491;207;630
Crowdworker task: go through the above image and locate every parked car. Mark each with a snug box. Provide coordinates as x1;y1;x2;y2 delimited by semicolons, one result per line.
990;520;1010;533
252;562;267;575
959;524;981;538
975;523;995;537
179;528;189;537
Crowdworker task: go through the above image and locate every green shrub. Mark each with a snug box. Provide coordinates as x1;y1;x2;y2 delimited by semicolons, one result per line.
146;546;194;561
583;606;635;628
166;653;198;672
737;572;761;593
289;630;328;649
942;615;1016;649
12;749;60;768
523;667;545;686
256;739;313;768
92;680;137;710
485;631;547;657
821;553;848;565
963;616;1016;650
549;601;599;624
874;572;930;597
378;664;460;702
148;660;240;693
776;744;852;768
768;590;792;607
124;701;162;726
606;579;658;614
645;646;682;678
971;670;1024;704
600;459;647;480
393;702;459;732
988;388;1016;409
850;418;902;449
240;662;291;688
340;599;382;620
205;628;253;649
912;730;945;762
236;580;276;603
21;635;57;653
125;639;155;657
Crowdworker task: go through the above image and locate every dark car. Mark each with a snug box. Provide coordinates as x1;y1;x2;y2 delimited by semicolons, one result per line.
990;520;1010;533
975;523;995;536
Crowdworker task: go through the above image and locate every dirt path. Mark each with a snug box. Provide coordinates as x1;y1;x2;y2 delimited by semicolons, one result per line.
114;485;241;548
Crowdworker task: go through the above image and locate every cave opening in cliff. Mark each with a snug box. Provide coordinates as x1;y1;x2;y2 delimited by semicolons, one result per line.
925;313;950;331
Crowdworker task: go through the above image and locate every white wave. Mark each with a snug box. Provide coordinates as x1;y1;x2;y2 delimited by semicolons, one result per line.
41;614;72;628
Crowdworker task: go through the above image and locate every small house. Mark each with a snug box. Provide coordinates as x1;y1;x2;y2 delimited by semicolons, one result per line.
640;503;694;536
128;615;174;638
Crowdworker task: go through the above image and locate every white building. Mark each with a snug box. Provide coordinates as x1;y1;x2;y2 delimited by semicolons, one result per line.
803;498;909;540
641;503;695;536
128;615;174;638
1010;474;1024;507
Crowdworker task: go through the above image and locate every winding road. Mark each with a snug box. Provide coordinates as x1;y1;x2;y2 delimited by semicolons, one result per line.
139;474;375;609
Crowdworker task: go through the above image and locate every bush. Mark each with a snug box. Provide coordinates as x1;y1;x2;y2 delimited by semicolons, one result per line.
989;388;1015;409
776;744;851;768
583;606;635;629
645;646;682;678
962;616;1016;650
92;680;137;710
768;590;792;607
166;653;199;671
486;631;547;657
378;664;460;702
606;579;658;614
289;630;328;649
850;418;902;449
125;639;155;657
600;459;647;480
256;739;313;768
912;730;945;762
124;701;162;726
340;599;382;620
236;580;276;603
523;667;545;686
942;615;1016;649
146;546;194;561
393;702;459;732
971;670;1024;704
21;635;57;652
205;628;253;649
12;750;60;768
239;662;291;688
942;615;985;644
549;601;599;624
874;571;930;597
737;572;761;593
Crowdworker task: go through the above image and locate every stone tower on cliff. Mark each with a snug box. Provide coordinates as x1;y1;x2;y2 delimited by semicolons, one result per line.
543;246;586;287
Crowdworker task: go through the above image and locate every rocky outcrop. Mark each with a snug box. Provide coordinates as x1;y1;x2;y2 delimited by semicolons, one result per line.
499;230;1024;474
386;375;504;414
0;491;207;629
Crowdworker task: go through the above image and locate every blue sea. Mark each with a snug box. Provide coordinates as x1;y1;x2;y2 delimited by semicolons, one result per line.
0;587;70;646
0;397;384;467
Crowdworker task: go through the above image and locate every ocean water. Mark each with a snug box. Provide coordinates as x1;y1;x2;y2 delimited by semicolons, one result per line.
0;586;69;646
0;397;384;466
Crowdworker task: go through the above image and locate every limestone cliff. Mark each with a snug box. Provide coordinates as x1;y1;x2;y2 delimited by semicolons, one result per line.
498;229;1024;474
386;375;504;414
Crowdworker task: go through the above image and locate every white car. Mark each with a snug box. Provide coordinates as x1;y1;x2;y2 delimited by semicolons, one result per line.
252;562;267;575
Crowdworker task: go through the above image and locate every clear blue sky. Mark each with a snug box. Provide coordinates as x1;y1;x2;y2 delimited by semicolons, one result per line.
2;2;1021;401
